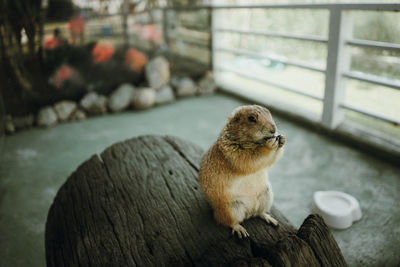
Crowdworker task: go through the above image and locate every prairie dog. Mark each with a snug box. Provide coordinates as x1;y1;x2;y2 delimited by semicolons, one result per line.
198;105;285;238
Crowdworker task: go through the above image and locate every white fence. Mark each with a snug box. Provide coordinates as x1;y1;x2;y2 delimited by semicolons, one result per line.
210;3;400;131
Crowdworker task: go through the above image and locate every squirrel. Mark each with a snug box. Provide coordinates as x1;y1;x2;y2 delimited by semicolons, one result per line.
198;105;286;238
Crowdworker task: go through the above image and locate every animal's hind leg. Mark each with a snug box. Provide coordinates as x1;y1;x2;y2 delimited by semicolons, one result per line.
258;189;278;226
230;199;249;238
259;213;278;226
213;199;249;238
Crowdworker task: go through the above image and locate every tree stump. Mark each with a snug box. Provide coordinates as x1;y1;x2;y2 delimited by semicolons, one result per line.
45;135;347;267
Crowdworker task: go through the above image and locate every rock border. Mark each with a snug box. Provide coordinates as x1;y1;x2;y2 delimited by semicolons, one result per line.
5;57;216;134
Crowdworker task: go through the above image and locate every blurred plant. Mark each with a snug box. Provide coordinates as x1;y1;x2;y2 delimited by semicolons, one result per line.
0;0;45;96
138;24;162;46
43;28;66;50
46;0;74;22
68;12;85;45
92;42;115;63
49;64;77;89
44;35;60;49
125;48;148;73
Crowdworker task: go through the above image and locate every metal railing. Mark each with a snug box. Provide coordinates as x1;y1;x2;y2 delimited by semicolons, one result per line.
210;3;400;128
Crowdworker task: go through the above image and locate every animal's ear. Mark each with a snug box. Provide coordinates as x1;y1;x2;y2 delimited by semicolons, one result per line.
262;106;270;113
228;106;242;121
253;104;269;112
232;116;240;123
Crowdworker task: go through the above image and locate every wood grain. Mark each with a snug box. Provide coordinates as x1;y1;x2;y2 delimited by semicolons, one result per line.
45;135;346;266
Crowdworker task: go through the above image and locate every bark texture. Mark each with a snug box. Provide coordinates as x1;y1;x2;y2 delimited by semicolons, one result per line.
45;135;347;267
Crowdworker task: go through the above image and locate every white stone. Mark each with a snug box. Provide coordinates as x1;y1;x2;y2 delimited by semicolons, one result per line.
108;84;135;112
132;88;156;110
37;106;58;127
13;114;34;129
170;75;180;89
80;92;107;115
175;77;197;97
155;85;175;105
197;71;216;95
54;100;78;121
145;56;170;90
71;109;86;121
5;115;15;134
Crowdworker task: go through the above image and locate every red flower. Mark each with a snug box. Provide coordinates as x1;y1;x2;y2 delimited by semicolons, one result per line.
50;64;76;89
68;16;85;35
44;35;60;49
124;48;147;73
140;24;162;45
92;42;115;63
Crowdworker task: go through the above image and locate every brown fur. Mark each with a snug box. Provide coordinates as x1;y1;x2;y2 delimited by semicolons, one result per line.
198;105;285;236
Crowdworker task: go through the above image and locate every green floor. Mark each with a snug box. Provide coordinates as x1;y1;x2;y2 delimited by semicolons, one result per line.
0;94;399;266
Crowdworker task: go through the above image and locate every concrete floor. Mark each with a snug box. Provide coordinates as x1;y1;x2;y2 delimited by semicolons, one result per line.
0;93;399;267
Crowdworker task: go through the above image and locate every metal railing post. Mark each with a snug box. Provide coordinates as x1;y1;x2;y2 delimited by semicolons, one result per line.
210;5;216;73
208;7;213;70
322;8;353;129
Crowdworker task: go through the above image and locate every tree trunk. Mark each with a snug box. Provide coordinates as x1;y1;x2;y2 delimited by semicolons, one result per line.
45;135;347;266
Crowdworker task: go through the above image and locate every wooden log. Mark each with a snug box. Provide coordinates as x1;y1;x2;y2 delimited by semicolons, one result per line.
45;135;346;266
258;235;321;267
297;214;347;267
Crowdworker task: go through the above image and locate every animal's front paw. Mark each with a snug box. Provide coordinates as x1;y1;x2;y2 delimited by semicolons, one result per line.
260;213;279;226
231;224;249;238
266;135;285;149
277;135;286;148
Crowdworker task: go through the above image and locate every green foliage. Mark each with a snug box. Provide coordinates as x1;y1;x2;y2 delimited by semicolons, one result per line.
354;11;400;44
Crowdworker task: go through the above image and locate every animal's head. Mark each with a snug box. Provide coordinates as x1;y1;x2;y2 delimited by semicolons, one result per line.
219;105;286;153
223;105;277;144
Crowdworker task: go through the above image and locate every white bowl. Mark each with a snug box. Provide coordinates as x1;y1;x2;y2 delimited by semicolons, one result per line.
312;190;362;229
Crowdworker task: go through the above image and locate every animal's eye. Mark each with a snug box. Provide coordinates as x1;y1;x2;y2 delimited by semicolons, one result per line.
248;116;257;123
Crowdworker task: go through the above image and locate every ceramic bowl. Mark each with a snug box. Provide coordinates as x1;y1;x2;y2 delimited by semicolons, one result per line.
312;190;362;229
